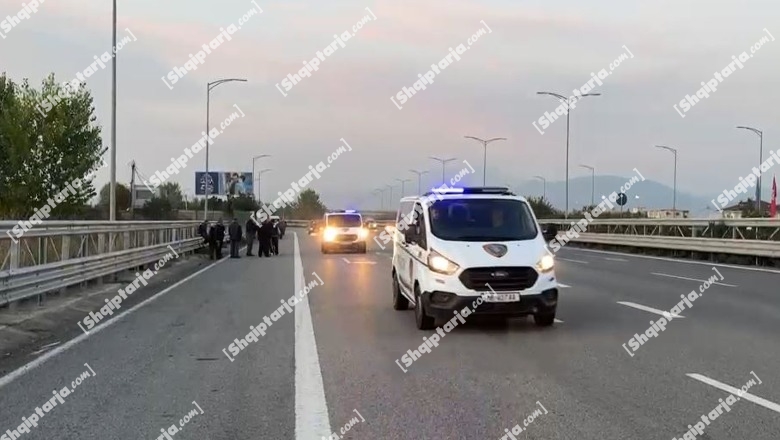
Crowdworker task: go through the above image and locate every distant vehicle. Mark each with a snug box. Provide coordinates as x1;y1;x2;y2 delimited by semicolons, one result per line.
365;218;378;230
321;210;368;254
309;220;322;235
390;187;559;329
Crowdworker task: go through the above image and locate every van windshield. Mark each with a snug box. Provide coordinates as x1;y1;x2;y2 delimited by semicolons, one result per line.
428;199;538;241
327;214;362;227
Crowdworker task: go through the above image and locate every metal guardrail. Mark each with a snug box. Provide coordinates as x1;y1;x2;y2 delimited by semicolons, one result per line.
0;221;203;306
537;218;780;259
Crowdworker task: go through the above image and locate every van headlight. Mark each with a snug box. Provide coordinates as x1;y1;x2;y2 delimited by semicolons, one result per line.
358;228;369;239
535;254;555;273
427;249;460;275
323;227;337;242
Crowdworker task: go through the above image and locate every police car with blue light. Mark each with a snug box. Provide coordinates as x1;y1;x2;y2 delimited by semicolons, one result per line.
387;187;560;329
320;210;369;254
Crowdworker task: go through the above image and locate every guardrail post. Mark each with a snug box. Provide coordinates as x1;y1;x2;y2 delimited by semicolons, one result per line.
59;236;70;295
96;234;106;286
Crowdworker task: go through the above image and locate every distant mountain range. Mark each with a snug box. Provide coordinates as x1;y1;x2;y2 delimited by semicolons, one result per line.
507;175;717;216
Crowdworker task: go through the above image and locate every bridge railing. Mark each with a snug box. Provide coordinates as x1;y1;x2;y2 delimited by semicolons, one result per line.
537;218;780;259
0;221;203;306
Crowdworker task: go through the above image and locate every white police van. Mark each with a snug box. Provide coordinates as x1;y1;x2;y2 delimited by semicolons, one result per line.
321;210;369;254
390;187;560;329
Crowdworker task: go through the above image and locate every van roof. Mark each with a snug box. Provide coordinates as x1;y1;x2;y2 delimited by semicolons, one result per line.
399;187;527;204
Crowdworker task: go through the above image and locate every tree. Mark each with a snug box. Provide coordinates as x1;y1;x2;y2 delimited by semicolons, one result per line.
98;183;131;212
139;196;174;220
526;196;562;219
0;73;104;219
157;182;184;210
288;188;327;219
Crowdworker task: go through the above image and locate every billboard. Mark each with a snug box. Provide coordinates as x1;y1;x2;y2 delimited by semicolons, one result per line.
195;172;253;196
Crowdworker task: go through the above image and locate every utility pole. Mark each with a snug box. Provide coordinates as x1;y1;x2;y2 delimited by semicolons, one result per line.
129;161;135;219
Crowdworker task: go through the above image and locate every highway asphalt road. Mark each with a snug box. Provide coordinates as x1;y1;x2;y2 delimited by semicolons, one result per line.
0;230;778;439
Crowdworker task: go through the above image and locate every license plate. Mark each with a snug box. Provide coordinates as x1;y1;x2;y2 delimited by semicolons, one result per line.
481;293;521;303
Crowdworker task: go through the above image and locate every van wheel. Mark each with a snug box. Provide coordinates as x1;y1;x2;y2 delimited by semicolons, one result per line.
359;243;367;253
414;285;435;330
321;244;329;254
392;273;409;310
534;309;556;327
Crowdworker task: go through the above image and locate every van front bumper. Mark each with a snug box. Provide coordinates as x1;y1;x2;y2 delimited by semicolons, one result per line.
421;288;558;319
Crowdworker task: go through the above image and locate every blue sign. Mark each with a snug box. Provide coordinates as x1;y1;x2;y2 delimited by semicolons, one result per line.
195;172;219;195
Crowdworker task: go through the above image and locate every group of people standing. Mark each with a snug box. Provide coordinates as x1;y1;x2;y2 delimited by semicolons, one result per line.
198;215;287;260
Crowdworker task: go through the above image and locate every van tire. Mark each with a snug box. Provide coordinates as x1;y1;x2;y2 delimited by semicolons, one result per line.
321;244;329;254
534;310;556;327
414;285;435;330
358;242;367;253
392;272;409;310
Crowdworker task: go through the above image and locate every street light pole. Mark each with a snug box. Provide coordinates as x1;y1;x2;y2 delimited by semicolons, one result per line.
109;0;117;220
386;184;395;211
409;169;429;195
655;145;678;213
429;156;457;183
204;78;247;220
533;175;546;200
579;164;595;207
255;168;272;201
251;154;271;200
396;178;410;198
464;136;507;186
537;91;601;219
736;126;764;212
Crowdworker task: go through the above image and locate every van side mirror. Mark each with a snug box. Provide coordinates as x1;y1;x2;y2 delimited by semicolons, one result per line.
542;225;558;242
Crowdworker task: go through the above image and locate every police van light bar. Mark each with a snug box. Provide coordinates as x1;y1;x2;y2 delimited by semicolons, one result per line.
344;209;357;213
424;187;511;196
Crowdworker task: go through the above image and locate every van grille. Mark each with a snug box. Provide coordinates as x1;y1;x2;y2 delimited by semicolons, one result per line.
459;267;538;291
336;234;357;242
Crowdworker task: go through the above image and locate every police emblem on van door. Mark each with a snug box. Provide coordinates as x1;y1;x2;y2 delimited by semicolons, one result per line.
483;244;508;257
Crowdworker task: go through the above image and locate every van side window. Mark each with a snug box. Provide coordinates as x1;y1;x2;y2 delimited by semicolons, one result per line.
396;201;415;232
412;203;427;249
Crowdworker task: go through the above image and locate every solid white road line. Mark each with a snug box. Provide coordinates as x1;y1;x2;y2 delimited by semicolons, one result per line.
617;301;685;319
294;234;332;439
0;253;233;390
567;247;780;275
557;283;571;288
605;257;628;262
651;272;737;287
554;319;564;323
350;261;377;265
687;373;780;414
557;258;588;264
342;258;351;264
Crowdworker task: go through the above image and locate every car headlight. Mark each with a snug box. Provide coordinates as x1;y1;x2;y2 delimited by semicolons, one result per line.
427;249;460;275
535;254;555;273
358;228;368;239
323;227;337;242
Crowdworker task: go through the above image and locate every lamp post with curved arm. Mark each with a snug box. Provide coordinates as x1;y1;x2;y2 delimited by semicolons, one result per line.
579;164;595;207
654;145;678;213
409;169;429;195
251;154;271;200
204;78;247;220
464;136;507;186
537;91;601;218
429;156;457;183
256;168;272;202
736;125;764;212
533;175;546;200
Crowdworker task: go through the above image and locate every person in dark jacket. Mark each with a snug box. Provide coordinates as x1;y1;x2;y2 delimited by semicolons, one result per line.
228;218;242;258
198;220;209;253
279;219;287;239
270;220;280;255
245;214;258;256
257;219;273;257
209;219;225;260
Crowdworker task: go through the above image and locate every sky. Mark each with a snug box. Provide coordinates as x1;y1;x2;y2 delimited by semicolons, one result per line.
1;0;778;211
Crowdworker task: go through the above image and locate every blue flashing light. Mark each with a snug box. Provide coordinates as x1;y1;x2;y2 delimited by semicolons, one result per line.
345;209;357;213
